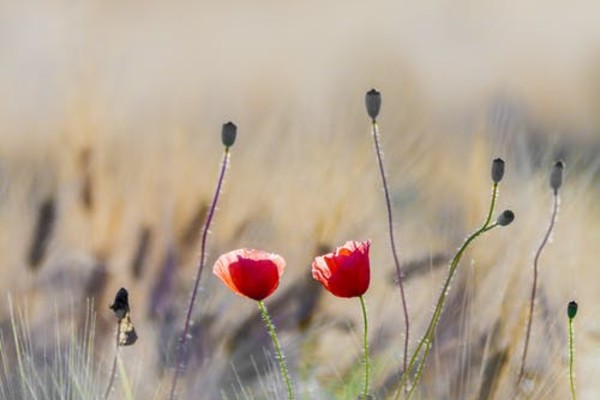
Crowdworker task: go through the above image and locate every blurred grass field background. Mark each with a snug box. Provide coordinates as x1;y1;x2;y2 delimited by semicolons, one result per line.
1;0;600;398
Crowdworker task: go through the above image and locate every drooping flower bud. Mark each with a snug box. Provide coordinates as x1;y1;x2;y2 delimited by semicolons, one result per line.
365;89;381;121
567;300;578;319
221;122;237;148
497;210;515;226
550;160;564;194
491;158;505;183
110;287;130;320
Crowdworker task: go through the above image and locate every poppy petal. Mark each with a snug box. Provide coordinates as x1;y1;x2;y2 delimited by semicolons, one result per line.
213;249;285;301
311;240;371;298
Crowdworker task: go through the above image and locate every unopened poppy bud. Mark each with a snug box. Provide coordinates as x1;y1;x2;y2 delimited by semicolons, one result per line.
491;158;505;183
567;300;578;319
221;122;237;148
110;287;130;320
365;89;381;121
497;210;515;226
550;160;564;193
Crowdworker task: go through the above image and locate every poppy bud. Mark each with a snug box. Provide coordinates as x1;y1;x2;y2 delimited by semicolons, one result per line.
491;158;505;183
221;122;237;148
365;89;381;121
567;300;578;319
110;287;130;320
550;160;564;194
497;210;515;226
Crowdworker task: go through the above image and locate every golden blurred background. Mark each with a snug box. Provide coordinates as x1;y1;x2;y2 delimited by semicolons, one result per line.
0;1;600;399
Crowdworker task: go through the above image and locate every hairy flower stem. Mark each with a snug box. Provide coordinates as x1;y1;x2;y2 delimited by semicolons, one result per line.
104;326;120;399
568;315;577;400
370;120;410;377
258;300;294;400
396;183;500;400
359;295;371;399
517;190;559;387
169;148;230;400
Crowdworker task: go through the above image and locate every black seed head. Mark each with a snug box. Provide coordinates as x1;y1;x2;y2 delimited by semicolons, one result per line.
221;122;237;148
110;287;130;320
365;89;381;121
550;160;564;193
568;300;578;319
497;209;515;226
491;158;505;183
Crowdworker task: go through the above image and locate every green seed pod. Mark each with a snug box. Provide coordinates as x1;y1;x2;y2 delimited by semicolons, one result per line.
497;210;515;226
550;160;564;193
221;122;237;148
567;300;578;319
491;158;505;183
365;89;381;121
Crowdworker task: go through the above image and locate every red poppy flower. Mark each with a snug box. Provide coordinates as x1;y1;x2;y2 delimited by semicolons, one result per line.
311;240;371;298
213;249;285;301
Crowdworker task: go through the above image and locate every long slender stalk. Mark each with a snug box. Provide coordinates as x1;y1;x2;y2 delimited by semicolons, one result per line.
169;148;230;400
116;352;134;400
359;295;371;399
370;120;410;377
103;327;119;399
517;190;559;386
395;183;500;399
568;315;576;400
258;300;294;400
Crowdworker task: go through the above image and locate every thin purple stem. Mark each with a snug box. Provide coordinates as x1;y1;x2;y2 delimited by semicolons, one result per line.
169;148;230;400
517;190;559;386
370;120;410;377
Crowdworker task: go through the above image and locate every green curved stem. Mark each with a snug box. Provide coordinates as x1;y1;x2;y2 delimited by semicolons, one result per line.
359;295;371;399
394;183;499;399
258;300;294;400
569;317;577;400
